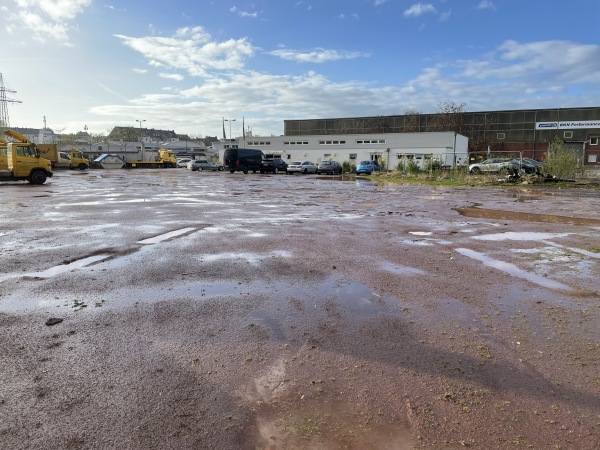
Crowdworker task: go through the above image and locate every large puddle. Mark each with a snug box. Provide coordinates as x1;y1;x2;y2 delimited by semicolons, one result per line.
455;248;572;291
454;206;600;226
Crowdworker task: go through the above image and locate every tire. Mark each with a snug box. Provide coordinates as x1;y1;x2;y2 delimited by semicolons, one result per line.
29;171;47;185
303;168;308;174
218;166;224;171
197;166;203;172
243;167;249;174
470;167;481;174
78;163;87;170
230;170;235;174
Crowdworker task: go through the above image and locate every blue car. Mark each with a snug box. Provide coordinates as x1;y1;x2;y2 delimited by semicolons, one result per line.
356;160;381;175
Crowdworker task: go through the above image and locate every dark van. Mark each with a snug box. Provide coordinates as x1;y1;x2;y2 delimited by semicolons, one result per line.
224;148;264;174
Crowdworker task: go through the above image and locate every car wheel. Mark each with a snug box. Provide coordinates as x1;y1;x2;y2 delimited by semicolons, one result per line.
197;166;203;171
303;168;308;174
470;167;481;175
218;166;224;171
243;167;249;174
229;170;235;174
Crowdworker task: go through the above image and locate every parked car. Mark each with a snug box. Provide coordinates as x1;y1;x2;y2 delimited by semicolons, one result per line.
261;158;288;173
224;148;264;174
512;158;544;174
356;160;381;175
468;158;518;174
287;161;318;174
317;160;342;175
187;158;224;171
177;158;192;168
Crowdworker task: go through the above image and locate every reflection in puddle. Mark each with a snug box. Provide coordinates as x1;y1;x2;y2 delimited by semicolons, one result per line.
402;239;432;246
409;231;432;236
454;206;600;226
473;232;570;241
137;227;196;244
455;248;572;291
381;262;426;275
199;250;292;265
0;254;112;283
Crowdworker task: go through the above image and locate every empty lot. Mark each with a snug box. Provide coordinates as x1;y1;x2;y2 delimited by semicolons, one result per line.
1;169;599;449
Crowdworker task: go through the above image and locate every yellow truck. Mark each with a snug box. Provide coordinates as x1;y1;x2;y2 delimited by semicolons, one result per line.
0;138;7;170
38;144;89;170
0;130;53;184
123;148;178;168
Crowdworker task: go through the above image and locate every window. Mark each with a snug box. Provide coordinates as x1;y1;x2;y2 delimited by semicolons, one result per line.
356;139;385;144
497;133;505;140
17;145;35;157
588;155;597;163
319;140;345;145
564;131;573;139
590;137;598;145
349;153;357;160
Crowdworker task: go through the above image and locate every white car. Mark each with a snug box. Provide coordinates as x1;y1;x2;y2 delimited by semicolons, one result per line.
176;158;192;168
286;161;317;174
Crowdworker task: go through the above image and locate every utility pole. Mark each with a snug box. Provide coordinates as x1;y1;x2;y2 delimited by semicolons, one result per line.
0;73;22;131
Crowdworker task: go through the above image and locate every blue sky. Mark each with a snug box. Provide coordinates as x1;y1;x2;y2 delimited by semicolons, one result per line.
1;0;599;138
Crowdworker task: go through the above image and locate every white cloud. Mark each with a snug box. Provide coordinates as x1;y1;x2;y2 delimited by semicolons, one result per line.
404;3;437;18
229;6;258;18
115;26;254;77
94;29;600;137
159;73;185;81
476;1;497;11
6;0;91;44
270;48;370;63
439;10;451;21
374;0;387;5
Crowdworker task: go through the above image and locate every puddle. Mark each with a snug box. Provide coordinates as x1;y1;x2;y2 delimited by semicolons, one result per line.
454;206;600;226
0;254;112;283
380;262;426;275
199;250;292;265
137;227;196;244
473;232;570;242
0;227;198;284
455;248;572;291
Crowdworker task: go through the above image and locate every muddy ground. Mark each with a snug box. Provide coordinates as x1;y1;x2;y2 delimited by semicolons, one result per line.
0;169;599;449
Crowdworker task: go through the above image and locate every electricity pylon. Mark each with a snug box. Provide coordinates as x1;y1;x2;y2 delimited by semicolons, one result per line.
0;73;22;130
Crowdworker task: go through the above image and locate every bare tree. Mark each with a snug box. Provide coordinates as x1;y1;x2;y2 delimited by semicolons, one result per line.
403;108;422;133
428;101;467;133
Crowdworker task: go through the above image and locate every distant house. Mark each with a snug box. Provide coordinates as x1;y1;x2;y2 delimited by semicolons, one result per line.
108;126;179;143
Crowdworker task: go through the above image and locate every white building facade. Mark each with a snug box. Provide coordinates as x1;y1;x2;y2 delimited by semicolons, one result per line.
213;131;468;169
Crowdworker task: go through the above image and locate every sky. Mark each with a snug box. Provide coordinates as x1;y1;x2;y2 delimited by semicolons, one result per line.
1;0;600;139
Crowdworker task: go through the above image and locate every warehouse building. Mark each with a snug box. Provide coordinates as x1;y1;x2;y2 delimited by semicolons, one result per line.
213;131;468;170
283;106;600;166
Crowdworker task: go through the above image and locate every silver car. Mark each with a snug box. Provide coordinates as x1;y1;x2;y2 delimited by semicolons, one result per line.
187;159;224;171
286;161;318;174
469;158;518;174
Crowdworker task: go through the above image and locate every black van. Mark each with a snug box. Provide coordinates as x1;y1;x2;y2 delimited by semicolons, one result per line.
224;148;265;174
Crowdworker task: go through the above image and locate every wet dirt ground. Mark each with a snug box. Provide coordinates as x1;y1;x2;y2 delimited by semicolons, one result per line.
0;169;599;449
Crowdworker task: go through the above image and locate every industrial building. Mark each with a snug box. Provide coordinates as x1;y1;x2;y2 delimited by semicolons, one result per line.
282;106;600;166
212;131;468;169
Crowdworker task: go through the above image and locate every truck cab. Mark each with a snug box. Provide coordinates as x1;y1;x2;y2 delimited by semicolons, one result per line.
1;130;53;184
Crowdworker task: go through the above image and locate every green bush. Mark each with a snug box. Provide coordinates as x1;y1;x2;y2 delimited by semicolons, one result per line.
342;161;356;173
544;136;582;179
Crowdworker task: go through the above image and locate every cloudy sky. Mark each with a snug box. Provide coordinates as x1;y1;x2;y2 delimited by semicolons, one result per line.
1;0;599;138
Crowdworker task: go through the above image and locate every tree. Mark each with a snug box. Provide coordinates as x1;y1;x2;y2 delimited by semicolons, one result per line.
403;108;422;133
428;101;467;134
